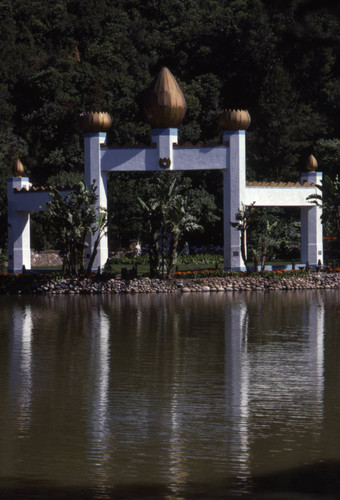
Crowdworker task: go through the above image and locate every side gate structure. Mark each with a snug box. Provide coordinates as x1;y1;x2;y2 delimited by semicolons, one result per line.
7;68;323;273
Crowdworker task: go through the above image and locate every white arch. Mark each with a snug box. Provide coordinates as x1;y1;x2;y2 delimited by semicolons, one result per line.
7;126;322;273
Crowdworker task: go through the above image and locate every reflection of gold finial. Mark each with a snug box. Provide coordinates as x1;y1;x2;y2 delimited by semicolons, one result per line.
144;67;187;128
306;154;318;172
78;112;112;132
13;158;25;177
218;109;251;130
71;42;80;63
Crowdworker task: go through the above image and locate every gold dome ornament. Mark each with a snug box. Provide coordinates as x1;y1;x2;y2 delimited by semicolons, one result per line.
144;67;187;128
218;109;251;130
78;112;112;133
13;158;25;177
305;154;318;172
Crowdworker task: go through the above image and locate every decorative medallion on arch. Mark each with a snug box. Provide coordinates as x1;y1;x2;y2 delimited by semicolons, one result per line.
159;157;171;169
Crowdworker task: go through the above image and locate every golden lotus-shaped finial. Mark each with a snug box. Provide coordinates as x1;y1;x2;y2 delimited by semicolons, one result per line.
79;111;112;133
305;154;318;172
144;67;187;128
218;109;251;130
13;158;25;177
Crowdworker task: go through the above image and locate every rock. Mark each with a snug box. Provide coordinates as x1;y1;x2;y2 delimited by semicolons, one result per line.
14;270;340;295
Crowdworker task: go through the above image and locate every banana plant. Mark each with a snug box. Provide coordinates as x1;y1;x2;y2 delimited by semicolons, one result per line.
166;197;202;277
138;175;203;277
138;197;162;277
45;181;105;275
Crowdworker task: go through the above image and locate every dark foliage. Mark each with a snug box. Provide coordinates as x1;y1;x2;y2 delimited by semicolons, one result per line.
1;0;339;250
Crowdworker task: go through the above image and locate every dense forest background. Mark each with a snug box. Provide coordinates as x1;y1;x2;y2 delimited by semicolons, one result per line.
1;0;339;251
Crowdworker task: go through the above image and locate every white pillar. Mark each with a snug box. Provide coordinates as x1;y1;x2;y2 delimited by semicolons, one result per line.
300;206;323;266
84;132;108;271
7;178;32;273
223;131;246;270
300;171;323;266
152;128;178;170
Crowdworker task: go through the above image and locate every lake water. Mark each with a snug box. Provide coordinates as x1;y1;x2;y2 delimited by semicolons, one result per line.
1;291;340;499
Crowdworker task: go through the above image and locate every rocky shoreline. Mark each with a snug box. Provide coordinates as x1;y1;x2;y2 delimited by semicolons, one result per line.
27;272;340;294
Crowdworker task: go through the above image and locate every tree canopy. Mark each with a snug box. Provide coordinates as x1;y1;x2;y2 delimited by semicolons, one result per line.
1;0;339;249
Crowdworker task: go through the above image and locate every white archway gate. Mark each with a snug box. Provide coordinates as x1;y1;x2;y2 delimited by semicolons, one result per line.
7;69;323;273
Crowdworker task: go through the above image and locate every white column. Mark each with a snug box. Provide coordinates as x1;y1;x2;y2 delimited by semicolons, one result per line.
300;171;323;266
152;128;178;170
223;131;246;270
301;206;323;265
7;178;32;273
84;132;108;271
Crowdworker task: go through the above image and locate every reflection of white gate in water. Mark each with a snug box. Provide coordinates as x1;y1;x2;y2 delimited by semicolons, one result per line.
5;294;326;486
7;67;322;273
224;294;325;482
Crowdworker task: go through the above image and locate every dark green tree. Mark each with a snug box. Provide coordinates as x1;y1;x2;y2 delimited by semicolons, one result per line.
0;0;339;254
232;205;301;271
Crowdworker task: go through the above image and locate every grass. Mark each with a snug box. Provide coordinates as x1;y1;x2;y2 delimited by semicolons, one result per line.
104;259;301;278
29;253;300;277
12;247;310;283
